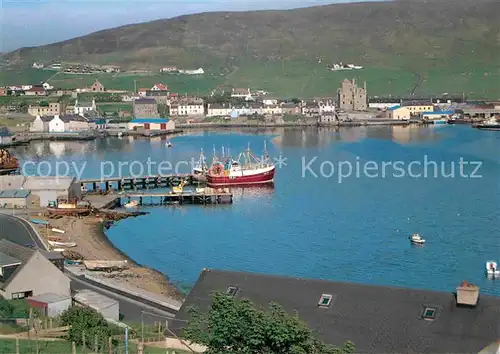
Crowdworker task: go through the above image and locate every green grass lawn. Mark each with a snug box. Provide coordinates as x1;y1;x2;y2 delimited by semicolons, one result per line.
0;338;191;354
97;103;133;113
0;68;56;86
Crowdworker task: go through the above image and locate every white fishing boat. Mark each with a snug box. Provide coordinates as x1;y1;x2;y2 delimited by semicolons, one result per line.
52;248;65;252
193;149;209;175
48;240;77;248
124;200;138;208
165;141;172;148
51;228;65;234
409;233;425;244
486;261;500;278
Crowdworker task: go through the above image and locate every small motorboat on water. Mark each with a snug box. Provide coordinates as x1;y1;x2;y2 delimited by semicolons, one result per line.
165;141;172;148
486;261;500;278
124;200;138;208
409;233;425;244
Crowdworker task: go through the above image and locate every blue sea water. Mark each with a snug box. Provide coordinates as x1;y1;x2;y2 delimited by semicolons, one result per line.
13;126;500;295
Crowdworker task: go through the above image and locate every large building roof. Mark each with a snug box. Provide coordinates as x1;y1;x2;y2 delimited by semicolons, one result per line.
174;269;500;353
0;239;36;289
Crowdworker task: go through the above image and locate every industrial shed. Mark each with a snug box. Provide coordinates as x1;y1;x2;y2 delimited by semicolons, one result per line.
27;293;71;317
22;176;82;207
73;289;119;321
0;190;38;208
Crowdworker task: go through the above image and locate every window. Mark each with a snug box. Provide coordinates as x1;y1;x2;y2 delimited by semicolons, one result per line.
318;294;333;307
226;286;238;297
422;307;437;320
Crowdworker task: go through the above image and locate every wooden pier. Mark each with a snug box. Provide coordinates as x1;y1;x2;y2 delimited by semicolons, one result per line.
121;190;233;206
80;174;194;192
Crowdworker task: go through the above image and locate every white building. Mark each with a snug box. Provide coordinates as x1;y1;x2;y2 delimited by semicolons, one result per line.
263;99;278;106
42;82;53;90
31;116;52;132
48;116;65;133
74;99;96;115
262;105;282;115
179;68;204;75
231;88;253;101
207;104;233;117
319;100;336;114
175;102;204;116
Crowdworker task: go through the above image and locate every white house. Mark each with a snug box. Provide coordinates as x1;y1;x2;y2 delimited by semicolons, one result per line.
48;116;65;133
319;100;336;114
179;68;204;75
207;104;233;117
262;105;282;115
31;115;52;132
231;88;253;101
74;99;96;115
42;82;53;90
263;99;278;106
176;102;204;116
48;115;90;132
151;83;168;91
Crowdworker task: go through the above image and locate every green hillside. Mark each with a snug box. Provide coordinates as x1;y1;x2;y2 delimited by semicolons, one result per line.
2;0;499;98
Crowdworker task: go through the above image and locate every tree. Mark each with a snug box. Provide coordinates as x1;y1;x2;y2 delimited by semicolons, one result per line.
183;292;354;354
60;306;112;351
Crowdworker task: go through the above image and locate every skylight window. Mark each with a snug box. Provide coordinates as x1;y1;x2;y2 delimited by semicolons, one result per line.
226;286;238;297
422;307;437;320
318;294;333;308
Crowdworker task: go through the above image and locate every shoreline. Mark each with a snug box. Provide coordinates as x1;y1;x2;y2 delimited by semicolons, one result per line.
31;211;185;302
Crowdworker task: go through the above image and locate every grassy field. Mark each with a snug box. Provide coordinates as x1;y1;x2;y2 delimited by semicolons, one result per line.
97;103;133;113
1;61;499;99
47;71;225;95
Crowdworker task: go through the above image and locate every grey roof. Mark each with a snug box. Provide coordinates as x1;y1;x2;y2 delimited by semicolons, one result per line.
0;190;31;199
40;250;65;261
29;293;70;304
134;98;157;104
0;239;36;289
73;289;118;311
59;115;88;123
0;251;21;267
174;269;500;354
23;176;75;191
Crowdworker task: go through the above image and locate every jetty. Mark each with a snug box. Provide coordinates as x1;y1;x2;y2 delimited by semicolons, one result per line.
80;174;194;192
119;190;233;206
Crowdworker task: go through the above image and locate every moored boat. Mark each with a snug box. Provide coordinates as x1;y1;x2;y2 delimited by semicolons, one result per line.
193;149;209;176
475;117;500;130
51;228;65;234
409;233;425;244
172;180;186;194
206;143;275;187
486;261;500;278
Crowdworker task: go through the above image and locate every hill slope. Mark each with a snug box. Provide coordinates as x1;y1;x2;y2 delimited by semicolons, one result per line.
3;0;500;97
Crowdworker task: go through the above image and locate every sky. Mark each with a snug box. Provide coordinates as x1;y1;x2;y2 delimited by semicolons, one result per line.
0;0;379;52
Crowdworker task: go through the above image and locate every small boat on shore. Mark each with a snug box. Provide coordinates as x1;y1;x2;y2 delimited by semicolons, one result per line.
52;248;66;252
83;260;128;271
409;233;425;244
48;240;77;248
31;219;49;225
47;198;92;216
51;228;65;234
124;200;138;208
486;261;500;278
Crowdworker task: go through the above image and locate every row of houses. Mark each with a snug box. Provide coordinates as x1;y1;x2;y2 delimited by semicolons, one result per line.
27;99;96;117
30;115;100;133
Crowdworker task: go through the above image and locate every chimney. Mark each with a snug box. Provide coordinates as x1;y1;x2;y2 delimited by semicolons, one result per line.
456;281;479;306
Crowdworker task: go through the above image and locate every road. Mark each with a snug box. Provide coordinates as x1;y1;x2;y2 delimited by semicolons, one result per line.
0;213;45;248
0;213;177;323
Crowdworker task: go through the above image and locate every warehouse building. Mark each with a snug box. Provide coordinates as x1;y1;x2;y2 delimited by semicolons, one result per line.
0;176;82;207
73;289;119;321
0;190;38;208
27;293;72;317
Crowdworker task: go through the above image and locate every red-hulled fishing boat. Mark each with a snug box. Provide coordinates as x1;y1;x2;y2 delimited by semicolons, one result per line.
206;143;275;186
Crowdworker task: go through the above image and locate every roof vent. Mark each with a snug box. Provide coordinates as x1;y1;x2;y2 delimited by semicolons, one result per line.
456;281;479;307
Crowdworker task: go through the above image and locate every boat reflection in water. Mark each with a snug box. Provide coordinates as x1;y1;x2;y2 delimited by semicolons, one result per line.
228;184;275;200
